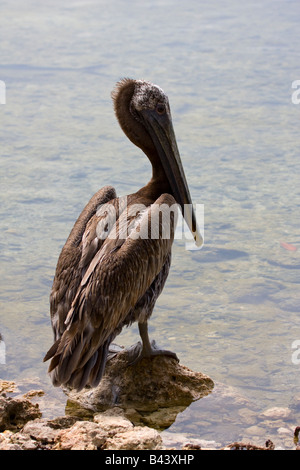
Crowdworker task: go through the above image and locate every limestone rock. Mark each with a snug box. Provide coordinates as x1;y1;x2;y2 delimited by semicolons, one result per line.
0;394;41;432
93;408;134;435
104;426;162;450
0;380;16;394
0;430;25;450
0;410;163;450
0;359;213;450
0;429;39;450
65;351;214;427
56;421;107;450
22;418;68;445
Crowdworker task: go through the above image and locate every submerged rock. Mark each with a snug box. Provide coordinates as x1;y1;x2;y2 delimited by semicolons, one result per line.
64;350;214;429
260;407;292;421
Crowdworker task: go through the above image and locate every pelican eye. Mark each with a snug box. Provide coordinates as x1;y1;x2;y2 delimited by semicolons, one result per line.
156;103;166;115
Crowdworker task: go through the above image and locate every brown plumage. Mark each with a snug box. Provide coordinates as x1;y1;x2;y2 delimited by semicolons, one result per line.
44;79;201;391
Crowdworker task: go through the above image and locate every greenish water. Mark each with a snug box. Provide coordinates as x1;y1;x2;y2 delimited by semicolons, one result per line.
1;0;300;448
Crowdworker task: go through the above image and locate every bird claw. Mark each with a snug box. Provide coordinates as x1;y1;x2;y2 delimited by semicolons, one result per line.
107;343;125;361
126;340;179;366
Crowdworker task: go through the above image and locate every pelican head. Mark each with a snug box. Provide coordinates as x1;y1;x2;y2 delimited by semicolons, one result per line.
112;78;202;247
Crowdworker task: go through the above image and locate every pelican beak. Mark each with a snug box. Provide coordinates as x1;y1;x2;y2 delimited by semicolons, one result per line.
139;108;203;247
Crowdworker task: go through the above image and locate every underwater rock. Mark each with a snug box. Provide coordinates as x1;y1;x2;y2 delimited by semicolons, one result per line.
0;380;16;394
261;407;292;421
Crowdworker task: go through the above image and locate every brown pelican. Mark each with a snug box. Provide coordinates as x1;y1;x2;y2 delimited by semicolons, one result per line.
44;78;202;391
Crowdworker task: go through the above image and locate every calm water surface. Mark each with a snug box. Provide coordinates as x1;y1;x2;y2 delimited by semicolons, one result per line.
1;0;300;448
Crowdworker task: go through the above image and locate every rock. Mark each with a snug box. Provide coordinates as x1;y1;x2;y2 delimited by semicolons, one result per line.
0;380;16;394
222;441;275;451
54;410;162;450
65;351;214;429
0;389;163;451
0;394;42;432
238;407;258;425
93;408;134;435
22;418;66;445
294;426;300;444
0;410;163;450
261;407;292;420
104;426;162;450
136;405;187;430
23;390;45;400
162;430;221;450
3;430;39;450
277;427;292;436
211;382;253;407
48;415;78;429
56;421;107;450
2;376;298;451
0;430;19;450
291;395;300;411
245;425;266;437
0;359;213;451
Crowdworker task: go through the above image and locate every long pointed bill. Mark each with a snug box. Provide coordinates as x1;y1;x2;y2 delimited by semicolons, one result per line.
140;108;203;247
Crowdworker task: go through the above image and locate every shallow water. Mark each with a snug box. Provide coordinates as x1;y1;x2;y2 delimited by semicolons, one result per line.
1;0;300;448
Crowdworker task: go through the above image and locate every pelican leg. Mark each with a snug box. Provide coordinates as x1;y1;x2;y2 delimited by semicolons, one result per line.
126;321;179;365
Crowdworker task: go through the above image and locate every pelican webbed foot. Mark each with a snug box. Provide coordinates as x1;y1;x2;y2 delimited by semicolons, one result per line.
126;339;179;366
107;343;124;361
126;322;179;366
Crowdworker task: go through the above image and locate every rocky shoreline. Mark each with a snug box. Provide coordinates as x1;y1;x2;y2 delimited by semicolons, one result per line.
0;388;163;450
1;352;299;450
0;352;215;450
2;382;298;450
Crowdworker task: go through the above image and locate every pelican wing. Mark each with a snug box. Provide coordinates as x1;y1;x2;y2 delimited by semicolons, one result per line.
45;193;178;389
49;185;117;340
